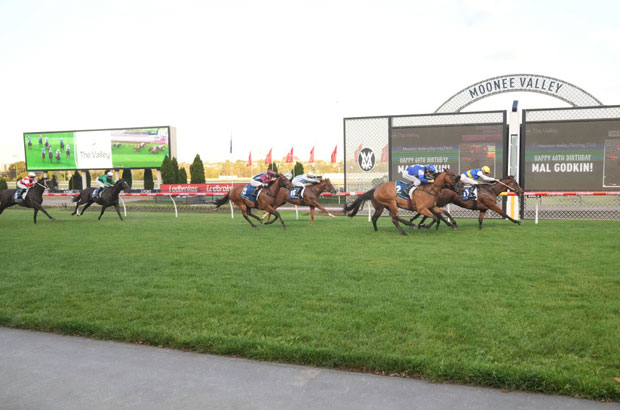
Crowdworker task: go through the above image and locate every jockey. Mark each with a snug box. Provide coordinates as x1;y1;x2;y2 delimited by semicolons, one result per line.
402;164;436;192
460;166;497;186
250;169;277;189
291;172;320;188
16;172;37;200
94;171;115;198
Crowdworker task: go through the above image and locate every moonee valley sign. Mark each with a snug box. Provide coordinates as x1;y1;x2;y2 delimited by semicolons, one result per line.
435;74;603;113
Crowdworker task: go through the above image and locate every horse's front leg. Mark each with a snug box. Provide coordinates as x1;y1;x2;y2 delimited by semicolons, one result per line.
113;203;124;221
430;207;455;230
438;209;457;231
432;207;457;230
308;200;336;220
264;205;286;229
32;203;55;222
485;202;522;226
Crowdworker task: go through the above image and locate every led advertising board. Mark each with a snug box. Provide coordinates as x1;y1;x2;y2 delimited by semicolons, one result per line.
523;120;620;191
24;126;173;170
390;123;506;179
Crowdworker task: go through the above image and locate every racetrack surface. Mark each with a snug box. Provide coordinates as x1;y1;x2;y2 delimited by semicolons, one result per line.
2;327;618;410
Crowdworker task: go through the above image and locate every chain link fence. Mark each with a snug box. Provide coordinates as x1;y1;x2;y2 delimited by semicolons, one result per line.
523;194;620;221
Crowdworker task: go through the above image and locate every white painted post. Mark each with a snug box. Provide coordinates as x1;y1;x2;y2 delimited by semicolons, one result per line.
229;200;234;218
169;195;178;218
535;198;539;224
120;196;127;217
295;205;299;220
368;203;371;222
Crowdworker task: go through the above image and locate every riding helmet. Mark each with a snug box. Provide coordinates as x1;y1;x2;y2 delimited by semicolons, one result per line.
481;166;491;174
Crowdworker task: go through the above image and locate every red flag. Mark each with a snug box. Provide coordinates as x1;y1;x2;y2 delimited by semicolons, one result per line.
331;145;338;163
246;151;252;167
265;148;272;165
381;144;389;162
309;146;315;163
286;147;293;163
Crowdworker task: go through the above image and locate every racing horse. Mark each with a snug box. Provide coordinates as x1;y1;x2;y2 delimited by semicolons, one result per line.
265;178;338;224
71;179;130;220
411;176;524;230
214;174;294;229
344;170;460;235
0;178;55;224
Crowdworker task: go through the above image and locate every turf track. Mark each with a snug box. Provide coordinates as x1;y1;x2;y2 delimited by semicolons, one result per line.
0;209;619;400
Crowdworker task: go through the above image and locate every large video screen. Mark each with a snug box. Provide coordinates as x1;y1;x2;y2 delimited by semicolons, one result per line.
24;126;171;170
523;120;620;191
390;124;505;179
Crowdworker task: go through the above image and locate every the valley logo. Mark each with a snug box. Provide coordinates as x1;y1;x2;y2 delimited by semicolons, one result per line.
358;148;375;171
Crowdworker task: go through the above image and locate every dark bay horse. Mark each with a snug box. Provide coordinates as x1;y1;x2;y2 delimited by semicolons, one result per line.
71;179;130;220
344;170;460;235
0;178;55;224
266;178;338;224
412;176;524;230
214;174;294;229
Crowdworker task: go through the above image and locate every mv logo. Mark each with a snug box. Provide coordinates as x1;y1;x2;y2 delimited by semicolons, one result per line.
358;148;375;172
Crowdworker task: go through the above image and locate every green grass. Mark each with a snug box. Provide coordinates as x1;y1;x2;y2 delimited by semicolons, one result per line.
0;209;619;400
111;143;167;168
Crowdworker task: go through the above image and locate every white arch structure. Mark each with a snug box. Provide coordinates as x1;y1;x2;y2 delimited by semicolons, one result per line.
435;74;603;113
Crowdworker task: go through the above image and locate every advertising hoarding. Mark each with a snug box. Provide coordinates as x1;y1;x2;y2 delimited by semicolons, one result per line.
160;183;242;194
523;120;620;191
24;126;174;171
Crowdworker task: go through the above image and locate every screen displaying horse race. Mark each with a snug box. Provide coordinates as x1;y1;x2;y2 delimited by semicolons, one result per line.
390;123;506;179
24;126;171;171
523;119;620;191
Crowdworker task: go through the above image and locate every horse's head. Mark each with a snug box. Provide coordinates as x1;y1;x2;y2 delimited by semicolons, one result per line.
436;169;460;187
116;178;130;191
323;178;337;194
277;174;294;190
501;176;523;194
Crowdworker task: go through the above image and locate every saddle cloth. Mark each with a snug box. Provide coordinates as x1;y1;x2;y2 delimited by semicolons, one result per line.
241;185;260;202
288;187;304;200
462;186;477;201
14;189;26;202
395;181;413;200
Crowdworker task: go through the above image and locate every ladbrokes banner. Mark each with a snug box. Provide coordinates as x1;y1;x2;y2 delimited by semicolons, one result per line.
25;126;171;170
160;183;242;194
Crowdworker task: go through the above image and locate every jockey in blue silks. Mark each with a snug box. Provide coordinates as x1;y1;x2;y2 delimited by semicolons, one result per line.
401;164;436;192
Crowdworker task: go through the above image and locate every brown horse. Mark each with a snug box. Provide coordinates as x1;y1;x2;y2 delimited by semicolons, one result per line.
344;170;460;235
412;176;524;230
0;178;55;224
214;174;294;229
266;178;338;224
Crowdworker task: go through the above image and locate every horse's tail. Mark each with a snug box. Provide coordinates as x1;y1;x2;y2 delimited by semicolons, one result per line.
344;188;376;217
214;191;231;209
71;193;81;202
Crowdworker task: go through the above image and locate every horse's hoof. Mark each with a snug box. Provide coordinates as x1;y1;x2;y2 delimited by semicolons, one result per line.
452;225;459;230
517;221;523;225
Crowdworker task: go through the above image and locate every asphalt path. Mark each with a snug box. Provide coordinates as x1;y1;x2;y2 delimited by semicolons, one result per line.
1;327;618;410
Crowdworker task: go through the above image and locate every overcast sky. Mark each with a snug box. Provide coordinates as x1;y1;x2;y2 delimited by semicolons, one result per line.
1;0;619;167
